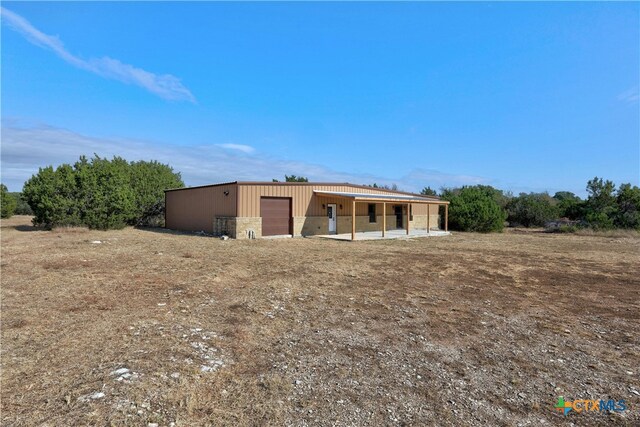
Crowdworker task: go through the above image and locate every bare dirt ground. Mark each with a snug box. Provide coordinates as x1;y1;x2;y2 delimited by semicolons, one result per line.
1;215;639;426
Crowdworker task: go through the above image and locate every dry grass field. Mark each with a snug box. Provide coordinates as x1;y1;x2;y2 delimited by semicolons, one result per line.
1;215;639;426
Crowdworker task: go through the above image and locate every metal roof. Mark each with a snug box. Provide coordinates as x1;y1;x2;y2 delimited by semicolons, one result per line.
165;182;442;200
313;190;445;203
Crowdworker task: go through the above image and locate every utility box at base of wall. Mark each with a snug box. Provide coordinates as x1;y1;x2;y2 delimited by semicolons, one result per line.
213;217;235;237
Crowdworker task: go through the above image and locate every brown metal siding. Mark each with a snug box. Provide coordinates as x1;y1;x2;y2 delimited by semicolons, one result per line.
237;184;425;217
236;181;441;200
260;197;292;236
165;183;237;232
165;183;438;233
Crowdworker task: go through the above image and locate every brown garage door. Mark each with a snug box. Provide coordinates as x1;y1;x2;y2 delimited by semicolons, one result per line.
260;197;292;236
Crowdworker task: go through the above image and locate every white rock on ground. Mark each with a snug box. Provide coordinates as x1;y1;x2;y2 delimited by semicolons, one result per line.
110;368;130;376
200;360;224;372
78;391;105;402
116;373;132;381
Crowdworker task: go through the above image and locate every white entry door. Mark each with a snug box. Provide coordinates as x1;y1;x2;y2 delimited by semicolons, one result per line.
328;204;337;234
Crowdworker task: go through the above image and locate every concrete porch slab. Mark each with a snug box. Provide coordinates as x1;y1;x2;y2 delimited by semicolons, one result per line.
311;229;451;241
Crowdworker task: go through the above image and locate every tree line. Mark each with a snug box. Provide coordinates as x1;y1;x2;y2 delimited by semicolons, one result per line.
436;177;640;232
2;165;637;234
1;186;33;218
348;178;637;232
1;155;183;229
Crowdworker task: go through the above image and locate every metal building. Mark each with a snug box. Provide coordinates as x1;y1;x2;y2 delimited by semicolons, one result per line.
165;182;449;240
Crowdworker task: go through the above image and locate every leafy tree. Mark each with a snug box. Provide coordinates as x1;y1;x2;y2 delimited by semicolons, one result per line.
440;185;507;232
553;191;583;219
273;175;309;182
369;183;399;191
584;177;617;229
23;165;82;228
1;184;17;218
586;177;616;209
420;186;437;196
74;156;136;229
129;160;184;226
23;155;183;229
506;192;560;227
9;193;34;215
615;183;640;229
477;184;511;210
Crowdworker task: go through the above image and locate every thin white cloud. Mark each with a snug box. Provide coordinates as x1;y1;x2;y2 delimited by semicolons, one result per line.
0;120;488;194
402;169;487;190
617;86;639;104
216;143;255;154
0;7;195;102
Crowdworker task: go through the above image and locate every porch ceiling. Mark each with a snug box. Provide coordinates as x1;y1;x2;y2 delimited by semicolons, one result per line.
313;190;448;204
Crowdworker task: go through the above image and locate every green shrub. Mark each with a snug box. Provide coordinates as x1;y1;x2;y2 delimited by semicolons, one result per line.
23;155;183;230
583;177;617;229
577;178;640;230
74;156;136;229
420;186;437;196
557;224;579;233
1;184;17;218
553;191;584;220
441;185;507;232
23;164;82;228
615;183;640;230
129;160;184;226
585;209;616;230
507;192;560;227
9;192;34;215
545;219;583;233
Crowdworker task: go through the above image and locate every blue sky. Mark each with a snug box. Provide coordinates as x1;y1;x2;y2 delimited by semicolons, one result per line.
2;2;638;196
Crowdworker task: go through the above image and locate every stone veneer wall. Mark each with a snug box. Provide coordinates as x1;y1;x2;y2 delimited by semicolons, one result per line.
234;217;262;239
293;216;327;237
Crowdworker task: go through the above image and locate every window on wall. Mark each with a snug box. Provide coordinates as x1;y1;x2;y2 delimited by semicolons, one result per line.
368;203;376;223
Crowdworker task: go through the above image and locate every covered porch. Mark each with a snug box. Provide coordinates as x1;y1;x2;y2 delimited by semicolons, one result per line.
314;190;450;241
313;228;450;241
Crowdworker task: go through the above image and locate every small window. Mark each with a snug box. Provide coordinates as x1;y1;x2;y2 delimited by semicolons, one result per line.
368;203;376;223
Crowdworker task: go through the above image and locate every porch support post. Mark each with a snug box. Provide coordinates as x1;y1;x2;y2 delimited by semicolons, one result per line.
382;202;386;237
406;203;410;235
445;203;449;232
427;203;430;234
351;200;356;241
